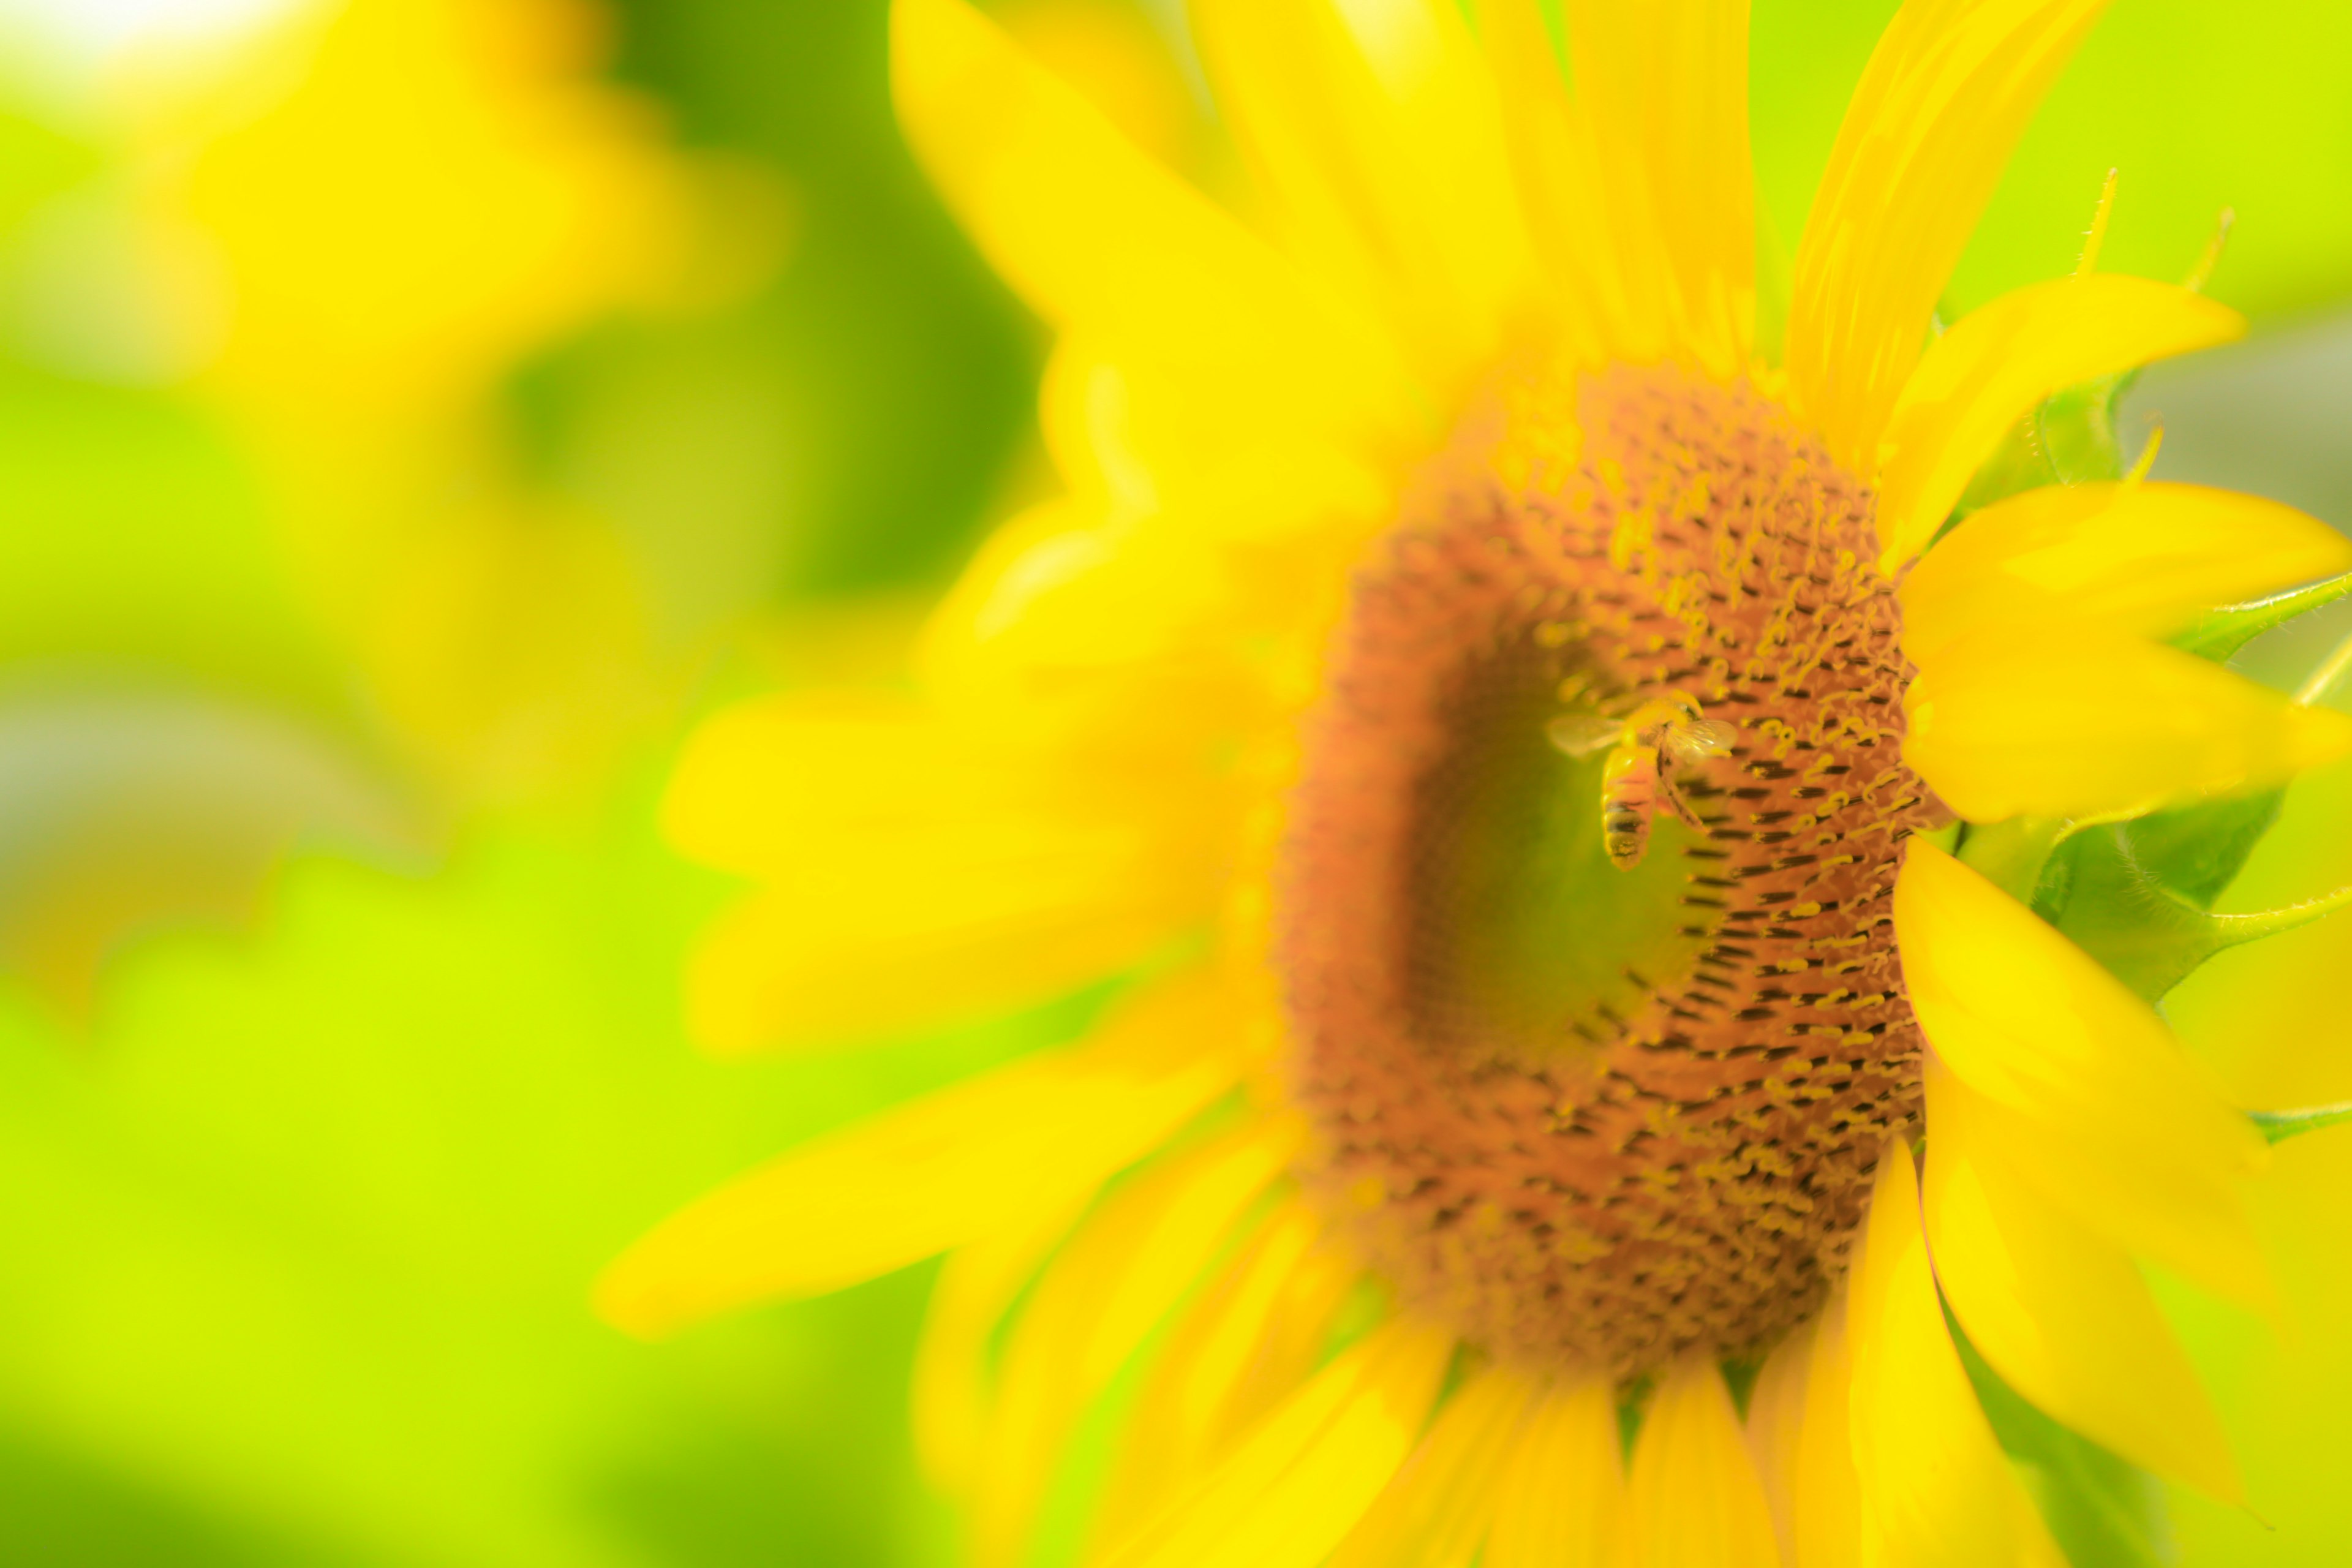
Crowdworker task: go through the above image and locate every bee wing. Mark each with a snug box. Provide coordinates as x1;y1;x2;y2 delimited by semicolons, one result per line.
1547;714;1624;759
1663;718;1739;762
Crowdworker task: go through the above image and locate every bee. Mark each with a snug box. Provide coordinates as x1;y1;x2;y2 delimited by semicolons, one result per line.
1547;693;1738;870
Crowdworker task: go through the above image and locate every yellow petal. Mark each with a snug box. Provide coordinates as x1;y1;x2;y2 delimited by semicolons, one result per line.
663;688;1155;877
1896;839;2261;1163
1325;1364;1539;1568
1930;1057;2271;1311
1626;1355;1783;1568
685;872;1197;1052
1725;1297;1880;1567
1467;0;1616;366
1187;0;1530;391
1483;1377;1625;1568
891;0;1404;437
1095;1317;1456;1568
1875;277;2244;567
912;1193;1091;1493
1795;1294;1869;1568
1039;337;1393;546
592;976;1254;1336
976;1117;1301;1565
1097;1203;1359;1539
1901;481;2352;665
1922;1060;2242;1501
667;688;1234;1049
1847;1140;2065;1568
913;500;1311;763
1903;617;2352;822
1896;842;2271;1303
1785;0;2109;470
1744;1324;1812;1566
1558;0;1754;377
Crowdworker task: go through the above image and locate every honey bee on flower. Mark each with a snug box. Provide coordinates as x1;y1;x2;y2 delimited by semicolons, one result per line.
1548;692;1738;869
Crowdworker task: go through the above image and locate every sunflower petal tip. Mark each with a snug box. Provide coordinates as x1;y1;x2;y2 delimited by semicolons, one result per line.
591;1250;690;1342
2287;699;2352;770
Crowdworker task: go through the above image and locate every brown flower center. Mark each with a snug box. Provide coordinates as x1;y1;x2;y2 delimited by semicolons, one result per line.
1277;364;1942;1376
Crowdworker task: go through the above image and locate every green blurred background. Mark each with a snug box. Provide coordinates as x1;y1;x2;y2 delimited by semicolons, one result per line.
0;1;2346;1564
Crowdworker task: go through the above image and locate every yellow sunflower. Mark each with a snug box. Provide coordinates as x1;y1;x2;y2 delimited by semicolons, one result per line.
601;1;2352;1563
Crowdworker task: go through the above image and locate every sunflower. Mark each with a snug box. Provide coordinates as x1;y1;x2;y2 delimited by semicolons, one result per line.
601;1;2352;1563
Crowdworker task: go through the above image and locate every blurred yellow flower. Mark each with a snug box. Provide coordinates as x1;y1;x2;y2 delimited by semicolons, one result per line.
604;1;2352;1564
127;0;784;805
148;0;688;412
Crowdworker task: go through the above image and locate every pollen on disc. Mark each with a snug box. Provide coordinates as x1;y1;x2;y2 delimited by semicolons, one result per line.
1276;364;1943;1378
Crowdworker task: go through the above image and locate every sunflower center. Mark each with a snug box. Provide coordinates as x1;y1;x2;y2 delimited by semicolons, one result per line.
1277;364;1941;1376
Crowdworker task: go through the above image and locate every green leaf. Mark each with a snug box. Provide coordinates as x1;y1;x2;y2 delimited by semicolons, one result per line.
1946;1308;2174;1568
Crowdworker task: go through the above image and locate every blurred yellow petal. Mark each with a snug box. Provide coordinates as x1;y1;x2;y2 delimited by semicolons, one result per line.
1325;1364;1536;1568
1626;1355;1782;1568
684;839;1212;1051
1468;0;1615;365
1929;1060;2272;1313
1897;842;2271;1300
1847;1140;2064;1568
1039;340;1395;548
1098;1204;1359;1538
1558;0;1753;377
1785;0;2109;469
977;1118;1301;1565
995;0;1205;171
913;1193;1091;1493
1188;0;1530;390
592;977;1254;1335
1744;1323;1811;1566
1740;1305;1875;1568
1875;277;2244;567
1483;1377;1624;1568
1922;1060;2241;1501
667;686;1236;1049
1097;1317;1455;1568
1904;619;2352;821
1896;840;2258;1162
665;687;1229;875
1902;481;2352;664
665;690;976;875
913;500;1314;764
1795;1294;1869;1568
892;0;1406;445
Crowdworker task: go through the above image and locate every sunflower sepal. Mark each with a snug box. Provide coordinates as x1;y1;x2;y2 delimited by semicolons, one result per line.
2248;1101;2352;1144
2106;791;2287;908
2174;571;2352;663
1950;370;2139;528
2046;824;2352;1002
1954;810;2133;913
1945;1303;2174;1568
1945;782;2352;1003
